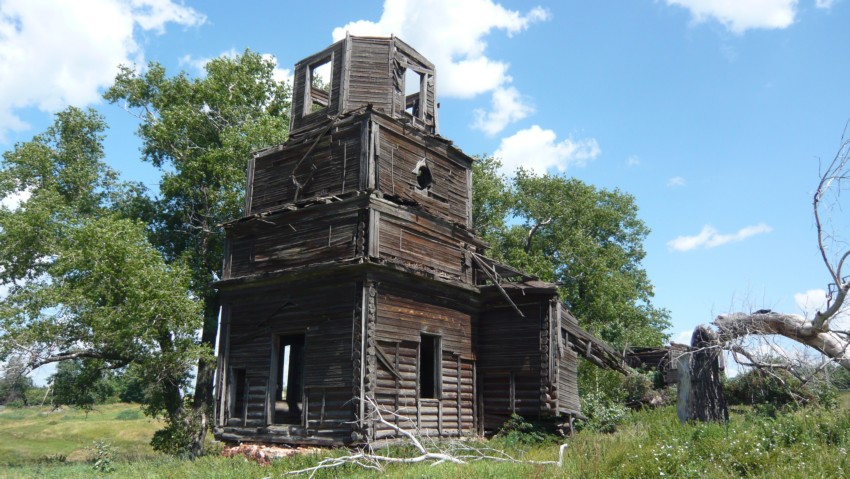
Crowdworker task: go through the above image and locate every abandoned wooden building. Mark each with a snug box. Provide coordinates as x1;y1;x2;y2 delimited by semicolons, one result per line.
212;35;622;446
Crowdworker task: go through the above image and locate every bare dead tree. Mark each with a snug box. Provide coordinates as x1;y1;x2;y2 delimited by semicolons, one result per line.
284;395;569;477
713;127;850;370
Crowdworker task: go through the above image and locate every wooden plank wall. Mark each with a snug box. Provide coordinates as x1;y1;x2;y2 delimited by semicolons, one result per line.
221;280;358;440
477;300;547;431
372;284;476;438
226;201;365;278
557;308;581;414
249;122;362;213
375;117;471;226
375;209;470;283
347;37;393;115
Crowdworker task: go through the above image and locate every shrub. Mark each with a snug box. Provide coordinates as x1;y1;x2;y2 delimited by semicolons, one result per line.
493;413;554;447
725;368;838;411
578;391;629;433
89;440;115;473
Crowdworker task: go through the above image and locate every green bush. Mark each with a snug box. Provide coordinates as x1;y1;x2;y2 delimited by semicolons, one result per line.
578;391;629;433
493;413;555;447
725;368;838;411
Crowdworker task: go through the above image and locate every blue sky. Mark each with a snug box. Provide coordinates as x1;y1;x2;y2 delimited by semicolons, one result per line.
2;0;849;355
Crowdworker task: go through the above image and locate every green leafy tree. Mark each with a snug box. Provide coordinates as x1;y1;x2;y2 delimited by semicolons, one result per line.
50;359;114;413
0;355;34;405
473;158;669;398
104;50;291;454
472;157;670;348
0;107;202;442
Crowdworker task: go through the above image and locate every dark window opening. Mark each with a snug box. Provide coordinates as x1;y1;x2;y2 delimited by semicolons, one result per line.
416;164;433;190
273;334;305;424
419;334;441;399
306;57;332;115
229;368;247;424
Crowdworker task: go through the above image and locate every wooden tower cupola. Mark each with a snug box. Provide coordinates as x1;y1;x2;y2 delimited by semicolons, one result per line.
290;35;438;135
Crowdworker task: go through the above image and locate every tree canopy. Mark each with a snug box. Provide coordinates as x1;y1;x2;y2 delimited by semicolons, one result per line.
472;156;670;348
0;107;202;422
104;49;292;454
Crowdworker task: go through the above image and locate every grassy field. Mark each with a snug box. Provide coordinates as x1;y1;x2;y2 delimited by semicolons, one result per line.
0;403;162;467
2;401;850;478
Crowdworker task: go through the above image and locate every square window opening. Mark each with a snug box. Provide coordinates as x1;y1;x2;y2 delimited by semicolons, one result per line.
306;57;332;115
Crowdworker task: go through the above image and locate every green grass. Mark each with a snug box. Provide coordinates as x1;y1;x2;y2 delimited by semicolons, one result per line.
2;403;850;478
0;403;162;467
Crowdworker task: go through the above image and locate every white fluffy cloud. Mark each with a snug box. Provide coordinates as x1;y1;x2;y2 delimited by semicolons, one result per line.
794;289;828;317
333;0;548;135
667;176;686;187
665;0;797;34
667;223;773;251
0;0;205;139
494;125;600;176
0;187;31;210
179;50;292;85
815;0;835;8
472;86;533;136
627;155;640;167
794;288;849;328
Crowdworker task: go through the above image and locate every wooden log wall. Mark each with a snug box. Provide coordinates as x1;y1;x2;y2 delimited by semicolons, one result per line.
374;116;471;227
249;120;362;213
226;199;367;279
291;40;345;133
477;299;550;431
371;282;476;438
218;278;358;442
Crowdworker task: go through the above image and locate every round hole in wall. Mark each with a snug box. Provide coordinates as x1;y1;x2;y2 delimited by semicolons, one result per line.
416;164;433;190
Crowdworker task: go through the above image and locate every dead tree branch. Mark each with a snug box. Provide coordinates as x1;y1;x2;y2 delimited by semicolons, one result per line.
285;395;568;477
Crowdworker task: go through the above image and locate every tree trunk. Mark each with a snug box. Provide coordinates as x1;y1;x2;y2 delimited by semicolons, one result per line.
677;326;728;423
188;290;220;457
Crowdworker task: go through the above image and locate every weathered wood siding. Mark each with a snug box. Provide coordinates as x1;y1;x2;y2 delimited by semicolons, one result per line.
374;116;471;226
249;121;363;213
218;279;358;442
346;37;393;115
477;299;548;431
371;283;476;438
291;40;345;133
225;199;367;279
372;202;473;283
558;310;581;414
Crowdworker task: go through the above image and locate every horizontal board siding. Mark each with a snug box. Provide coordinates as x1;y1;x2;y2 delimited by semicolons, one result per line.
375;119;470;226
372;285;475;437
377;213;466;282
228;206;362;278
347;38;393;114
250;123;362;213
